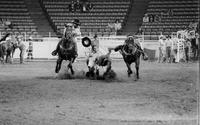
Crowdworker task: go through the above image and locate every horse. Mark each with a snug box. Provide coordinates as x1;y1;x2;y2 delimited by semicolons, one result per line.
113;41;145;80
0;33;17;64
55;37;76;75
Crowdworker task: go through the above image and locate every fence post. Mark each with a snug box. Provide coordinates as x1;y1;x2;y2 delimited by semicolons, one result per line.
24;32;26;42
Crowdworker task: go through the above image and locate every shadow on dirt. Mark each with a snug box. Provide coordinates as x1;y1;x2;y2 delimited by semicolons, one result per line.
36;69;125;83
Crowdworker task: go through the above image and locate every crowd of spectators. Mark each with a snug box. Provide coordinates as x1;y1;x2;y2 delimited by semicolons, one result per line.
69;0;94;13
107;19;122;35
0;18;13;29
157;21;199;63
143;8;174;23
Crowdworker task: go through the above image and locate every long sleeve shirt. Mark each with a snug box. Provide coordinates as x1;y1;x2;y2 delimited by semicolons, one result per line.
165;39;173;47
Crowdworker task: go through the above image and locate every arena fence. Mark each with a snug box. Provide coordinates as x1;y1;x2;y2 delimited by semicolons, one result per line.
12;35;160;60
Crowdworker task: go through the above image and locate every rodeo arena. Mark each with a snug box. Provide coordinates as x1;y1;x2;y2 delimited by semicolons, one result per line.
0;0;199;125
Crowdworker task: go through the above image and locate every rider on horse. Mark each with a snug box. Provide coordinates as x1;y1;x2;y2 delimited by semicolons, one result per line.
52;19;81;57
124;34;148;60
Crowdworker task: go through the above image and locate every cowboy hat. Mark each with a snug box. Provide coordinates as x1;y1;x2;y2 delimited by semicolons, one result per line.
82;37;91;47
72;19;81;25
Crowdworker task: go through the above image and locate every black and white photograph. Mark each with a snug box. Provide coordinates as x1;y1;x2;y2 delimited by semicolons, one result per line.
0;0;199;124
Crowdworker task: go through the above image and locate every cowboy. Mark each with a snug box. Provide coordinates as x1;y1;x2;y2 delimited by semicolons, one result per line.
16;35;26;64
165;35;173;63
27;36;33;60
158;35;166;63
52;19;81;57
124;35;148;60
171;34;178;62
183;38;191;63
86;34;100;69
94;48;112;73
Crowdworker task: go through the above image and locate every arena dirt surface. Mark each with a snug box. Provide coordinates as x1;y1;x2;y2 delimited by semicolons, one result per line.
0;60;199;125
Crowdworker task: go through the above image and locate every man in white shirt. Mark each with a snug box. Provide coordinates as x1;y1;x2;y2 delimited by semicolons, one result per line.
86;35;100;69
158;35;166;63
143;14;149;23
16;35;26;64
171;34;178;62
165;35;173;63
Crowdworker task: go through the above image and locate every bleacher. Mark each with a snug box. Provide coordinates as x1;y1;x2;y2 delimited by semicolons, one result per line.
141;0;198;39
41;0;131;36
0;0;38;37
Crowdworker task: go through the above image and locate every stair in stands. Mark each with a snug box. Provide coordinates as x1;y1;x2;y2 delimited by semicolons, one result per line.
24;0;56;37
122;0;149;35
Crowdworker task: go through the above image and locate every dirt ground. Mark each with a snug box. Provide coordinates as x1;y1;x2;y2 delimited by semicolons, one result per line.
0;60;199;125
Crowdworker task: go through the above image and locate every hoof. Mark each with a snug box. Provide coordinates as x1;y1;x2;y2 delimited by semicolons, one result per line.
127;70;133;77
71;70;74;75
51;50;57;56
54;74;59;79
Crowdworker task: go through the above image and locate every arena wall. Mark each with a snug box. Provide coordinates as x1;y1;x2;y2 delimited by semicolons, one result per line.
13;36;159;59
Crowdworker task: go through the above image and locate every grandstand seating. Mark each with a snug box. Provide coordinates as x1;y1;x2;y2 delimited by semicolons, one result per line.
141;0;198;37
40;0;131;36
0;0;38;38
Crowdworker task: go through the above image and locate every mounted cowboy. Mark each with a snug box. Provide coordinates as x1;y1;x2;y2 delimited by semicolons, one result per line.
52;19;81;57
123;34;148;60
113;34;148;80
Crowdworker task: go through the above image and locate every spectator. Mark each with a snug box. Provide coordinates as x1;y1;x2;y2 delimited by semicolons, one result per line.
114;19;121;35
27;36;33;60
149;14;154;22
143;14;149;23
69;0;76;12
183;38;191;62
158;35;166;63
154;15;161;22
165;35;173;63
75;0;82;11
161;9;173;17
188;20;198;31
82;2;87;12
0;18;3;26
16;35;26;64
136;27;143;35
168;9;174;16
171;33;178;62
87;1;93;11
4;19;13;29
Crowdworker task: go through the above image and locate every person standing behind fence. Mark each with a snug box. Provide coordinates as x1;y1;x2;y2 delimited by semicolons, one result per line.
16;35;26;64
183;38;191;63
171;34;178;63
27;37;33;60
165;35;172;63
158;35;165;63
